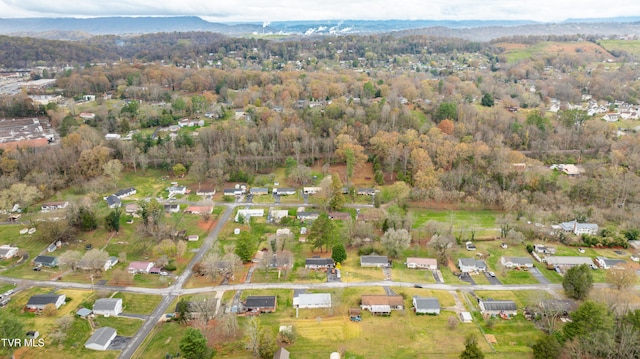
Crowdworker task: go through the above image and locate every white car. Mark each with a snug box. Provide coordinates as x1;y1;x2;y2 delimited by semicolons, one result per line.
465;242;476;251
488;271;496;277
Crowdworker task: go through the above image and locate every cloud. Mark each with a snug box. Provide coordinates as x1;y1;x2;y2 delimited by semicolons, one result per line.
1;0;640;22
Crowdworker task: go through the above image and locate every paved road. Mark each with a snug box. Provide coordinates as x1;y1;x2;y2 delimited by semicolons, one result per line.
117;205;233;359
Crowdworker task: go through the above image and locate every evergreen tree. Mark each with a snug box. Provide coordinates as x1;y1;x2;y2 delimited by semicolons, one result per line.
331;243;347;264
308;213;336;252
179;327;211;359
459;335;484;359
562;264;593;300
329;173;345;211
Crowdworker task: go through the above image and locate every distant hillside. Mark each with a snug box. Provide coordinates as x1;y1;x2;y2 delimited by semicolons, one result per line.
1;16;640;41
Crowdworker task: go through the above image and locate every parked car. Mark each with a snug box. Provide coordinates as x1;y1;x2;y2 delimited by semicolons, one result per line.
578;248;585;253
488;271;496;277
465;241;476;251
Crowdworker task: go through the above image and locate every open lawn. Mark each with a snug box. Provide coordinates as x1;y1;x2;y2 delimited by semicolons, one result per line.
496;41;613;63
93;316;143;336
411;209;501;238
598;39;640;57
111;292;163;315
133;321;189;359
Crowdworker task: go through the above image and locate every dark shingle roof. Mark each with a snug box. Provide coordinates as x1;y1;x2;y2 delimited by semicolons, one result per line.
244;296;276;308
27;294;63;306
481;300;517;312
305;258;334;266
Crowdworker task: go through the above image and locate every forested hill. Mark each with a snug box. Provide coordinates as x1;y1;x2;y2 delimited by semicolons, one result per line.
1;16;640;41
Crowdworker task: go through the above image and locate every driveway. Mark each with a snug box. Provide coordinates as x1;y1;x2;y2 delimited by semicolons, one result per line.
459;272;476;285
382;267;392;281
484;272;502;285
530;267;551;284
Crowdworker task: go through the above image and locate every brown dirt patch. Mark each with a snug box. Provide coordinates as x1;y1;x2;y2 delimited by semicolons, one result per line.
310;161;375;186
198;219;216;232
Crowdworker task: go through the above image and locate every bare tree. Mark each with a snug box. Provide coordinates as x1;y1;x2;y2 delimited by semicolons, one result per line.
56;315;74;331
380;228;411;258
201;253;222;282
218;312;240;339
428;233;455;268
79;249;109;272
190;295;218;326
276;250;294;278
606;264;638;291
58;250;83;271
244;316;261;357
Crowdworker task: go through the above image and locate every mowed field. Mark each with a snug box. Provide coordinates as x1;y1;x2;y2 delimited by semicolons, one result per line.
494;41;614;63
598;39;640;57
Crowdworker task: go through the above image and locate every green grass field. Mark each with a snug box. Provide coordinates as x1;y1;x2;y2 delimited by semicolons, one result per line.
112;292;163;315
411;209;501;238
598;39;640;57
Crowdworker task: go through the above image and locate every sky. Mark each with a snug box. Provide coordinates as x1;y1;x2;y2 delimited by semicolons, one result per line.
0;0;639;23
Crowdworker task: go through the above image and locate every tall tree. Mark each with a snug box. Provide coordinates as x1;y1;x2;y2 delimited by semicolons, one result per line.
532;335;561;359
459;335;484;359
562;264;593;300
331;243;347;264
380;228;411;258
329;174;346;211
235;231;256;262
179;327;211;359
308;213;336;253
606;264;638;291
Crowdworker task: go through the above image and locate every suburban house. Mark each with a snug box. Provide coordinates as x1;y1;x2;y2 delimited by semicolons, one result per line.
293;293;332;309
273;188;297;196
184;206;213;214
127;261;155;274
250;187;270;196
33;255;58;267
0;245;19;259
164;204;180;213
533;244;556;255
243;296;277;313
328;212;351;221
104;256;119;271
406;257;438;270
104;195;121;209
557;220;599;235
412;296;441;315
196;188;216;197
26;294;66;311
273;347;290;359
361;295;404;315
104;133;120;140
558;164;585;177
40;201;69;212
235;209;265;222
187;235;200;242
357;188;376;196
93;298;123;317
538;299;578;314
500;256;534;269
269;209;289;222
479;299;518;316
167;185;188;196
296;211;319;221
223;188;239;196
178;118;205;127
303;187;322;194
84;327;117;351
114;187;137;198
595;257;627;269
305;258;334;270
458;258;488;273
545;256;593;268
360;255;389;268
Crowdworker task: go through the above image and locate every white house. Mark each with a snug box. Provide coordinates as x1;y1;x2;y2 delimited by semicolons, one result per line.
406;257;437;270
558;220;599;235
293;293;332;309
114;187;137;198
305;258;334;269
103;256;119;271
360;255;389;268
235;209;265;222
93;298;123;317
479;300;517;316
303;187;322;194
41;201;69;212
269;210;289;222
458;258;487;273
273;188;297;196
0;245;19;259
167;185;188;196
500;256;534;269
104;133;121;140
127;261;155;274
84;327;117;351
545;256;593;268
412;296;440;315
296;211;319;221
595;257;626;269
26;294;66;310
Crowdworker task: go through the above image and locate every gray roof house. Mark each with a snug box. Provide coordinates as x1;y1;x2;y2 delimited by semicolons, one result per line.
250;187;269;195
293;293;332;309
105;195;121;209
33;255;58;267
243;296;277;313
479;300;518;316
84;327;117;351
360;255;389;267
305;258;334;269
114;187;136;198
93;298;123;317
595;257;627;269
413;296;441;315
545;256;593;268
26;294;66;310
500;256;534;269
458;258;487;273
558;220;599;235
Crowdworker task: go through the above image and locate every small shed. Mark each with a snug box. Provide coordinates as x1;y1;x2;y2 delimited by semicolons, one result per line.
460;311;473;323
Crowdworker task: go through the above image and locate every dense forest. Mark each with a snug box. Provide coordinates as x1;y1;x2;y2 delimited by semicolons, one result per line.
2;31;640;238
